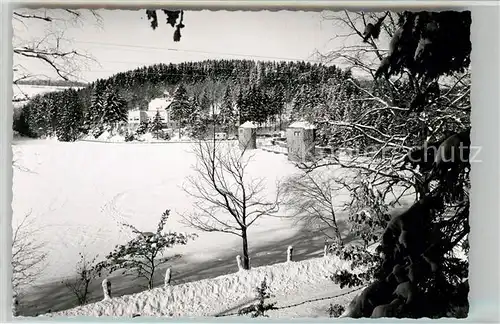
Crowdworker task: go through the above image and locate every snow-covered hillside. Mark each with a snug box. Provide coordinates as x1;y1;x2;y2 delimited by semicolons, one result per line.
40;256;361;318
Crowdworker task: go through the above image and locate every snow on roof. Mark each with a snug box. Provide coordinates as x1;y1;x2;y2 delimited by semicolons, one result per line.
239;121;258;128
288;121;316;129
148;98;172;111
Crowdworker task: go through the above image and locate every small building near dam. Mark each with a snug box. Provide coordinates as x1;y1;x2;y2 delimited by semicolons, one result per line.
286;121;316;162
238;121;257;150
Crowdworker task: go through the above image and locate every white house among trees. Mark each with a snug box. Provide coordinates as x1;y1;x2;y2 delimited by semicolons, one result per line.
146;97;177;128
127;92;179;131
127;110;149;131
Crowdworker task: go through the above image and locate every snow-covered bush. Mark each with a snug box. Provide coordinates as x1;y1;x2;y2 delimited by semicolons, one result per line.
124;132;135;142
328;303;345;317
91;126;105;139
116;124;128;137
135;120;149;136
158;130;171;141
94;210;196;289
237;278;277;318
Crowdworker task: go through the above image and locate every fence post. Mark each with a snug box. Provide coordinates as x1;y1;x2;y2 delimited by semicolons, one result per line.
164;268;172;287
236;255;243;271
324;243;329;257
102;278;111;300
287;245;294;262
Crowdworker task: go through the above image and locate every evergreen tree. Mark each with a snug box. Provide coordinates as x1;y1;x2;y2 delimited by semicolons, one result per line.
103;86;128;130
56;89;84;142
12;107;32;137
150;110;164;139
170;84;191;128
219;85;235;133
290;84;326;122
187;96;207;139
273;83;286;130
31;95;51;137
236;87;249;125
136;119;149;136
88;81;107;137
245;85;268;125
190;109;206;140
46;92;61;136
19;97;38;137
89;81;106;126
200;91;212;115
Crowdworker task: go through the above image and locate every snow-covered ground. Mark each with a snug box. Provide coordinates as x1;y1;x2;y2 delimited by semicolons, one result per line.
33;246;466;319
11;139;352;287
11;137;425;317
40;256;361;318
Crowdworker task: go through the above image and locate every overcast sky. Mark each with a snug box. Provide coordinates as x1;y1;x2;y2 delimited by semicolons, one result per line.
13;9;383;83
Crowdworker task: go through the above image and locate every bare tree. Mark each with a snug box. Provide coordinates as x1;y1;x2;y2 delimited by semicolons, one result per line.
62;251;99;306
11;211;48;297
182;140;281;270
281;170;347;247
304;10;470;204
305;10;471;318
304;13;471;260
315;11;395;78
12;8;102;91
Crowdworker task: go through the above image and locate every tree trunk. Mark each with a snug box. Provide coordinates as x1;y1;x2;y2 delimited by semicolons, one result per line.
149;263;155;289
330;209;344;248
148;276;154;290
82;279;90;305
335;226;344;248
416;176;429;199
241;228;250;270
